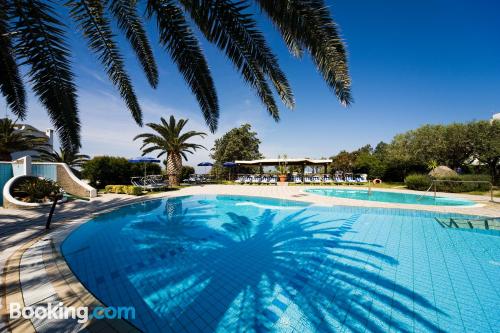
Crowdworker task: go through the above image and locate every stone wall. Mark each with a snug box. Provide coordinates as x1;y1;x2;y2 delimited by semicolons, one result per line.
56;164;97;198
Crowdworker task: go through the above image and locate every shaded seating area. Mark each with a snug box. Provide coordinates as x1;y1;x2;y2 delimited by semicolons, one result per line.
234;174;278;185
131;175;169;191
235;158;331;175
231;158;370;185
182;174;215;184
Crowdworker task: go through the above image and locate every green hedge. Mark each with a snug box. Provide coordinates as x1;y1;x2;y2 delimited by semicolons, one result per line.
104;185;143;195
404;174;432;191
82;156;162;188
405;174;491;192
434;174;491;192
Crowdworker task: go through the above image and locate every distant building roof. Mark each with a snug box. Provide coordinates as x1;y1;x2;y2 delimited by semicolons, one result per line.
11;123;53;160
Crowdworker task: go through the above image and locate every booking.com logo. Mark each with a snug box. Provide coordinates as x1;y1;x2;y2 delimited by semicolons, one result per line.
9;302;135;323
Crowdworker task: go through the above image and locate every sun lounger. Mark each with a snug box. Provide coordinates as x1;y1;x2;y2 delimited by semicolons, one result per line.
294;176;302;184
131;175;168;191
269;176;277;185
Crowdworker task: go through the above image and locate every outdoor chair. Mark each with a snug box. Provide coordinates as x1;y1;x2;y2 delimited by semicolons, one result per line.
252;175;262;184
323;175;333;184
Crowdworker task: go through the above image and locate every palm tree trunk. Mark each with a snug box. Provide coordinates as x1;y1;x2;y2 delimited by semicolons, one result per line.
166;152;182;186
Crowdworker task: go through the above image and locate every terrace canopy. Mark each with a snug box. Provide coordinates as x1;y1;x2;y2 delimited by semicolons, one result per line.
234;158;332;174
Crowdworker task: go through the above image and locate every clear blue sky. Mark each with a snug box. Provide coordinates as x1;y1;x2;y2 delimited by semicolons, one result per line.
2;0;499;171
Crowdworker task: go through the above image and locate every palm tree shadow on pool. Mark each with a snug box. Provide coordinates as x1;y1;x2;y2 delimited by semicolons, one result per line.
127;202;446;333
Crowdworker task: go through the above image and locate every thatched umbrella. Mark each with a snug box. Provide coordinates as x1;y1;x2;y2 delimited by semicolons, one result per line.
428;165;458;178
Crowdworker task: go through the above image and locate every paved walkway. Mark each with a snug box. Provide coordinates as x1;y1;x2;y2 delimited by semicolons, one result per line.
0;185;498;332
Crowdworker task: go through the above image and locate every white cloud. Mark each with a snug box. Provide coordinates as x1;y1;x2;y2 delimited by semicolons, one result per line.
0;83;307;173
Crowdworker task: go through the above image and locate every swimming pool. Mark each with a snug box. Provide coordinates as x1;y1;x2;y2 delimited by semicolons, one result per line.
305;188;476;206
62;195;499;332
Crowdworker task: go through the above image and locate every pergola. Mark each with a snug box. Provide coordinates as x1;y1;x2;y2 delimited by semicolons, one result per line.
234;158;332;174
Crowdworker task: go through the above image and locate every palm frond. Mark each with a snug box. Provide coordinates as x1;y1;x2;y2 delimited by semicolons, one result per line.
0;0;26;119
133;132;156;141
107;0;159;88
178;131;207;143
12;0;80;150
147;0;219;132
67;0;143;125
254;0;352;106
180;0;294;116
135;115;206;160
0;118;51;158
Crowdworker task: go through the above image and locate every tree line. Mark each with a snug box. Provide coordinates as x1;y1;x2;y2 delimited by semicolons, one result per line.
210;120;499;184
330;120;499;183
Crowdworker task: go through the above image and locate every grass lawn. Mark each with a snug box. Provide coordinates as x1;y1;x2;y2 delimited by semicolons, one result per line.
465;190;500;197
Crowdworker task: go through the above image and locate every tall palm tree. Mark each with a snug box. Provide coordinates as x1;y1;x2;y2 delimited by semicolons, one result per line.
40;148;90;171
134;116;206;186
0;0;351;151
0;118;50;161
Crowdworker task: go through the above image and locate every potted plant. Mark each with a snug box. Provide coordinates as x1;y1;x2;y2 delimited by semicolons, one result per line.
277;154;288;182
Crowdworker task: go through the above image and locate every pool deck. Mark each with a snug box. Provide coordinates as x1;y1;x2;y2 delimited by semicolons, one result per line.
1;185;499;332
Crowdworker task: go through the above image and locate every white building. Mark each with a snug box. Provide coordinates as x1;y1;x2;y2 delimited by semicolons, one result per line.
11;124;54;160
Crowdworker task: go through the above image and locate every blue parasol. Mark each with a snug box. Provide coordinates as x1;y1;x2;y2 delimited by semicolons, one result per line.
129;156;161;178
197;162;213;174
223;161;237;180
129;156;161;163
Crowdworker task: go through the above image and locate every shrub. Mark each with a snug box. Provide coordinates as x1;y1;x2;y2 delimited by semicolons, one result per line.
433;174;491;192
181;165;195;181
82;156;162;188
104;185;143;195
11;177;62;203
406;174;491;192
405;174;432;191
126;186;143;196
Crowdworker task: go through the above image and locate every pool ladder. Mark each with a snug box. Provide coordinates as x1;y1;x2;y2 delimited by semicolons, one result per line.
435;217;500;231
416;183;434;201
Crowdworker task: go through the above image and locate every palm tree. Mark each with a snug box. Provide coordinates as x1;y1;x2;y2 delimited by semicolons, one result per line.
134;116;206;186
0;0;351;151
40;148;90;171
0;118;50;161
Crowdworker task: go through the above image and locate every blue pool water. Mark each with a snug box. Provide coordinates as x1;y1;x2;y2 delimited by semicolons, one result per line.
306;188;476;206
62;195;499;332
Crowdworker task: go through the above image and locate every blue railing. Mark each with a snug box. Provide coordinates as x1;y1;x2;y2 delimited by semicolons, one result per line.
0;163;14;202
32;163;57;181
